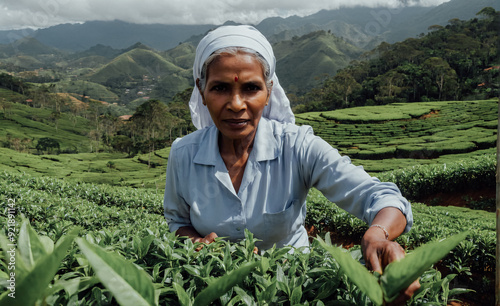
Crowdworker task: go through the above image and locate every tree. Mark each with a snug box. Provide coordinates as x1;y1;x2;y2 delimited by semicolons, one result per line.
422;57;458;100
101;114;119;147
476;7;497;19
130;99;174;167
331;71;362;108
36;138;60;154
0;99;13;118
111;135;134;155
375;70;406;104
49;111;62;131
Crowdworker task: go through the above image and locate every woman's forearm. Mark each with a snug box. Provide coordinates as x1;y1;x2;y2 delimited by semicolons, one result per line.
365;207;407;241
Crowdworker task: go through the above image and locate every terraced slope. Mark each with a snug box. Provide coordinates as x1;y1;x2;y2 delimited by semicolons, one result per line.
295;100;498;172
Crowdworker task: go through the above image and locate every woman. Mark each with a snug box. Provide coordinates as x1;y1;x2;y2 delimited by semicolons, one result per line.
164;25;419;301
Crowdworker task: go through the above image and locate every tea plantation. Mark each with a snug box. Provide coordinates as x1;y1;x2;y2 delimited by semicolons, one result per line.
296;99;498;172
0;99;497;305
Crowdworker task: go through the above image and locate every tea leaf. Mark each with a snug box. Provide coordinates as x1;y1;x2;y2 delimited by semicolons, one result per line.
0;225;78;306
316;236;383;306
380;231;469;303
193;261;258;306
17;220;49;269
172;282;192;306
76;238;156;306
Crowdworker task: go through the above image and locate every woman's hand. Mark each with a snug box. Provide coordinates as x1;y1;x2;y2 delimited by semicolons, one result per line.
193;232;218;251
362;227;421;305
176;227;218;251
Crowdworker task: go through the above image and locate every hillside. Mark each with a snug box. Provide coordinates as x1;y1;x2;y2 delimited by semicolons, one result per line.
385;0;500;43
295;10;500;112
274;31;363;95
0;98;496;187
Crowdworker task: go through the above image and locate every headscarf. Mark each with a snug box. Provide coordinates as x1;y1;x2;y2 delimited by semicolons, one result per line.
189;25;295;130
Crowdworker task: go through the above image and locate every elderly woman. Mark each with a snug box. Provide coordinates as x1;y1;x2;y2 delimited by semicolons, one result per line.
164;25;419;301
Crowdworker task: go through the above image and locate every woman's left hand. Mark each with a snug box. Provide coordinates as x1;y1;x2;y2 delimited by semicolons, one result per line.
361;230;421;305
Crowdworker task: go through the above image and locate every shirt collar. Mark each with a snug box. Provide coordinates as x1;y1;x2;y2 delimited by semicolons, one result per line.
193;117;279;165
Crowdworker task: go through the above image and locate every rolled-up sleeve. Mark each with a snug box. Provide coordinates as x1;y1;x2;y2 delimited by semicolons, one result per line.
163;140;192;233
298;129;413;233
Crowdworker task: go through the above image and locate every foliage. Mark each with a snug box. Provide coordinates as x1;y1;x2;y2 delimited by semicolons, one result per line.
317;231;469;305
35;137;60;154
377;153;496;200
296;100;498;167
0;169;494;304
296;9;500;111
0;219;473;306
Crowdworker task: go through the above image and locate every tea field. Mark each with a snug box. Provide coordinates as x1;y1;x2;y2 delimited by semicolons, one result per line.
296;99;498;172
0;100;497;188
0;152;496;305
0;99;497;305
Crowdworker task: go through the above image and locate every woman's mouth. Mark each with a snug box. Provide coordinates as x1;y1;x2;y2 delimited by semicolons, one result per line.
223;119;249;128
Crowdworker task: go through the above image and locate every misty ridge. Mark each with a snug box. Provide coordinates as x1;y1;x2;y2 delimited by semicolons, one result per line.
0;0;497;109
0;0;498;51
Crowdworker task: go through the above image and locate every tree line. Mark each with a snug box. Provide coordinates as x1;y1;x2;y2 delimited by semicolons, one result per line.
293;7;499;113
0;73;194;158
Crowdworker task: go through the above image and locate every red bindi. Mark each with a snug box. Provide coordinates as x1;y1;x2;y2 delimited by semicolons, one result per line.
234;76;238;82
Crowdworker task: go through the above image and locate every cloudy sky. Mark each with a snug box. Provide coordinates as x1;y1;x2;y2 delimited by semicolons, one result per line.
0;0;450;31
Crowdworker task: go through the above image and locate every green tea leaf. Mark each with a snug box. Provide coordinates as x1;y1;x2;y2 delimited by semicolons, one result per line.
17;220;49;269
260;280;277;302
316;236;383;306
290;285;303;305
380;231;469;303
172;282;192;306
193;261;258;306
76;237;156;306
0;226;78;306
234;286;256;306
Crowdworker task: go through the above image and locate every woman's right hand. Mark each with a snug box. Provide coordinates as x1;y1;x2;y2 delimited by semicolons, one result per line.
176;227;218;251
194;232;218;251
194;232;218;244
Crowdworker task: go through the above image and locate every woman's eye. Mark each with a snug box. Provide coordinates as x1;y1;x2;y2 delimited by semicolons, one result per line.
211;84;227;92
245;84;261;91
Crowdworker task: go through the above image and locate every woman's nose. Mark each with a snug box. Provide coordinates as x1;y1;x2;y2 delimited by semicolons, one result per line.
227;93;246;112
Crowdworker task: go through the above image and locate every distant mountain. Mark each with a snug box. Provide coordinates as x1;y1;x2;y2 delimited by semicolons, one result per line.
381;0;500;43
256;0;500;48
274;31;363;95
0;0;497;53
21;20;215;51
0;36;62;57
256;6;432;49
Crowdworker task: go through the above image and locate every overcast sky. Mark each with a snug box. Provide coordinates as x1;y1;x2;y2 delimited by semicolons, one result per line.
0;0;450;31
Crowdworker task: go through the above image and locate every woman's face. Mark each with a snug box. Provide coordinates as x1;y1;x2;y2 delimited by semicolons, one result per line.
199;52;271;143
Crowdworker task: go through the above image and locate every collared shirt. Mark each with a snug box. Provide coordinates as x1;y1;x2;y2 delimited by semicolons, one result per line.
163;117;413;250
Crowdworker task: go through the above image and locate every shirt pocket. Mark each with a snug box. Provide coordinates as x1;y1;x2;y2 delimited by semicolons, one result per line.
262;199;303;243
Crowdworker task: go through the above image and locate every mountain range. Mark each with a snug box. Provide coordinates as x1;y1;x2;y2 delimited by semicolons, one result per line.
1;0;499;51
0;0;498;107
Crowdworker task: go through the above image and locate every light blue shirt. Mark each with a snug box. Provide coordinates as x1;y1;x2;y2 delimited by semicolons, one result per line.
163;117;413;250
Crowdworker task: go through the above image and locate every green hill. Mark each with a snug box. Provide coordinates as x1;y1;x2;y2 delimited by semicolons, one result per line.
273;31;363;95
0;100;92;153
0;36;62;57
54;80;119;102
89;48;188;84
163;42;196;69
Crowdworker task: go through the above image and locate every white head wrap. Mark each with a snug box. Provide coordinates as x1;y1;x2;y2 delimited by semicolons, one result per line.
189;25;295;130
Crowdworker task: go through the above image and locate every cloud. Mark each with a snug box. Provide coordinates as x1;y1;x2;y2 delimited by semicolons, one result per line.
0;0;450;30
